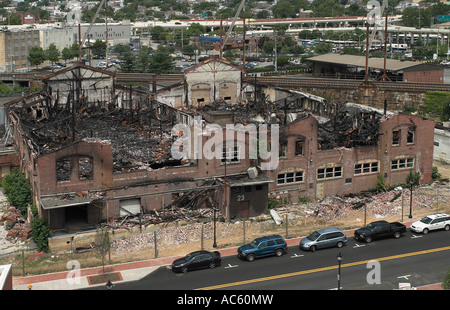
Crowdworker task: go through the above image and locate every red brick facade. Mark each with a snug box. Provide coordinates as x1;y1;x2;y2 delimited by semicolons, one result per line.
8;104;435;230
270;113;435;203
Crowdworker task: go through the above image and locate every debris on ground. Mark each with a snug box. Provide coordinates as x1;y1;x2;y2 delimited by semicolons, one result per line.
0;206;32;243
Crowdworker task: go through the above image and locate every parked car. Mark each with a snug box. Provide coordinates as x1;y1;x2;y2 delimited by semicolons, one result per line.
299;227;347;252
171;250;221;273
410;213;450;234
96;62;107;69
237;234;287;262
354;220;406;243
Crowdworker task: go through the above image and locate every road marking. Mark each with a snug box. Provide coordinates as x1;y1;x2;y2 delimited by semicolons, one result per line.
353;243;365;248
290;253;304;258
225;264;238;269
411;235;423;239
195;245;450;290
398;275;411;280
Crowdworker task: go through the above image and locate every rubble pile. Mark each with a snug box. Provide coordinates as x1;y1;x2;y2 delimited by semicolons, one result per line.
107;187;220;229
0;206;31;242
109;207;216;229
111;220;241;254
301;187;439;222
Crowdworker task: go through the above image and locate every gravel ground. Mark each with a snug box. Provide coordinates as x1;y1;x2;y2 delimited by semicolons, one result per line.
0;192;37;257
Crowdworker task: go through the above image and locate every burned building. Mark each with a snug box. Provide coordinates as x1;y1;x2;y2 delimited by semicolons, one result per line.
155;56;243;108
4;61;436;233
5;63;275;232
272;103;435;202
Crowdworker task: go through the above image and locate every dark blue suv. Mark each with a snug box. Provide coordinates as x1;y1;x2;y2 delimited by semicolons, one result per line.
237;235;287;262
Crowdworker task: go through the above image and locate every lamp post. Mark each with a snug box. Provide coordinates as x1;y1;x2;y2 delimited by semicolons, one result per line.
106;280;114;290
67;236;74;269
337;252;343;290
213;204;218;248
409;178;414;219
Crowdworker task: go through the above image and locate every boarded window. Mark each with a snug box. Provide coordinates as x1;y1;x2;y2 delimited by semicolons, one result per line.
78;157;93;180
56;159;71;182
119;199;141;217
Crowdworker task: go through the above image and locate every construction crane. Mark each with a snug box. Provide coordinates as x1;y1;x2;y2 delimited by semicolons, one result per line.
81;0;106;47
220;0;245;55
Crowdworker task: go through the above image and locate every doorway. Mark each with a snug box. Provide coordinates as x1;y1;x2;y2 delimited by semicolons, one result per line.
240;200;250;218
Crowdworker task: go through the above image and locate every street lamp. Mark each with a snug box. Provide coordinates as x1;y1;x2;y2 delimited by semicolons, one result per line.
337;252;343;290
213;204;218;248
106;280;114;290
67;236;75;269
409;178;414;219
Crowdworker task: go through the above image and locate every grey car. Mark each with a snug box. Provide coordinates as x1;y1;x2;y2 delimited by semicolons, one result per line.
299;227;347;252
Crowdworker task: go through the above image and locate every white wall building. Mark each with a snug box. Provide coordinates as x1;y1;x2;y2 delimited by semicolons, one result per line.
434;124;450;163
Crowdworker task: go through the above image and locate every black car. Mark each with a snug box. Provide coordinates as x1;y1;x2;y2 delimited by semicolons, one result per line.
171;250;221;273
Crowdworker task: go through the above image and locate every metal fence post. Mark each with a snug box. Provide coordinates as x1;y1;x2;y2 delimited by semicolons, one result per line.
154;231;158;258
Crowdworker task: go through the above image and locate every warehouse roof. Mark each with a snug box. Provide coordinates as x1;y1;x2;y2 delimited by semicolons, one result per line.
306;54;425;72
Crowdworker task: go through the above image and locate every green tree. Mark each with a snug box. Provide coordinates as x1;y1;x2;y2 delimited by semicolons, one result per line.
376;173;387;192
118;51;136;72
186;22;206;37
406;171;421;186
1;168;32;215
92;39;106;58
149;46;175;73
31;216;50;252
256;10;269;19
151;26;168;41
277;56;290;67
94;228;111;274
263;41;281;54
6;13;22;25
61;47;75;63
136;46;152;72
28;46;46;68
273;23;288;36
272;0;296;18
314;42;333;54
424;91;450;115
45;43;60;64
0;82;13;94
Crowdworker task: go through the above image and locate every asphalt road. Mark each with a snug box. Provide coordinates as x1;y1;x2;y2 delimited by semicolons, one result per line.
91;229;450;291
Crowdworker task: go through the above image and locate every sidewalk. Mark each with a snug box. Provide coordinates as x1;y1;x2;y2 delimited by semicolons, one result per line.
12;242;244;290
12;226;444;290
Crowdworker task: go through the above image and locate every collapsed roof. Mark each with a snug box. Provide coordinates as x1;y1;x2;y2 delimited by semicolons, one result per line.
5;64;389;174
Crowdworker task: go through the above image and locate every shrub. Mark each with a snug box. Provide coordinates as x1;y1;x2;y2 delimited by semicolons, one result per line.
1;168;32;216
406;171;421;186
30;216;50;252
432;166;441;180
442;268;450;290
423;91;450;115
376;174;387;192
298;196;311;204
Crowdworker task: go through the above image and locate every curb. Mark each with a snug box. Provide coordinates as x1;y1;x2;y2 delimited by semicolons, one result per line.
11;221;445;290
